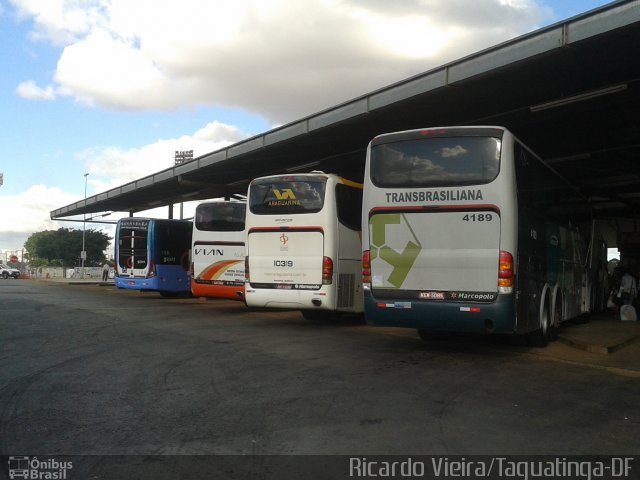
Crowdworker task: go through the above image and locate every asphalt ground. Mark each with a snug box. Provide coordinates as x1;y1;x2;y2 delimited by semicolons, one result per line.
1;280;639;478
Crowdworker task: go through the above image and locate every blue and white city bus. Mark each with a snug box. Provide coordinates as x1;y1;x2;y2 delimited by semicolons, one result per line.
115;218;192;297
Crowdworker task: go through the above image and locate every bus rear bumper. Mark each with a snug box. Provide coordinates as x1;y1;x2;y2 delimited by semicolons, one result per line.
245;286;337;310
115;276;159;291
115;276;190;293
364;290;516;334
192;281;245;301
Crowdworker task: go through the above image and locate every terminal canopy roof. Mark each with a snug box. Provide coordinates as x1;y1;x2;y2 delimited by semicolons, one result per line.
52;1;640;223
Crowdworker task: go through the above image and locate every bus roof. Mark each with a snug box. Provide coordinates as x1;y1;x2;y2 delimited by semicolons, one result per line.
249;172;362;189
371;126;507;146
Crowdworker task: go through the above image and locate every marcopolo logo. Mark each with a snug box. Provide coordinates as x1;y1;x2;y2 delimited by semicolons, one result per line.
369;214;421;288
8;456;73;479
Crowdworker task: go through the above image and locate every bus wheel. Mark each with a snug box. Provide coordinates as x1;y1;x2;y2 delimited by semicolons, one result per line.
527;306;550;347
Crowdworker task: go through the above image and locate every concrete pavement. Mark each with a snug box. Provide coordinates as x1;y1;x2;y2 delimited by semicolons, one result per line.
25;276;640;375
550;315;640;377
30;275;114;286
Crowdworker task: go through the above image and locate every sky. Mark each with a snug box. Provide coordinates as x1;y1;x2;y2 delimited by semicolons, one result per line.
0;0;616;260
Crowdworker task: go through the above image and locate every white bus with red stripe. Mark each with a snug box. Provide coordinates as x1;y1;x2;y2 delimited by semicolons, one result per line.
244;172;363;319
362;126;599;346
191;200;246;301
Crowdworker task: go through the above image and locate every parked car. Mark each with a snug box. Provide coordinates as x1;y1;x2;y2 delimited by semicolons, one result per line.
0;264;20;279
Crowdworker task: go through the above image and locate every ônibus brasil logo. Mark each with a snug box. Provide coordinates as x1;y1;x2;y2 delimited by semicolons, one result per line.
369;214;422;288
7;456;73;479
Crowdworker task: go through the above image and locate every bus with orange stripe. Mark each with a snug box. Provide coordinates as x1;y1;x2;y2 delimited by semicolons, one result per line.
191;200;246;301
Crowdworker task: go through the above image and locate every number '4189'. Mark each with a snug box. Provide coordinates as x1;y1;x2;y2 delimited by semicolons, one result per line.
462;213;493;222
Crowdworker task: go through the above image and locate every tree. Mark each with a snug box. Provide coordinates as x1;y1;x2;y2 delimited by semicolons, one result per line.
24;228;111;267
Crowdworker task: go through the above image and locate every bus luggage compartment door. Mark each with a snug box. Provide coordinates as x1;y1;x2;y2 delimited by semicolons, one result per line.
248;229;324;290
369;210;500;297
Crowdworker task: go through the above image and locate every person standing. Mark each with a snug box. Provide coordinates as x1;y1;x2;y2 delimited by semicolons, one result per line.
102;262;110;282
619;269;637;306
617;268;638;321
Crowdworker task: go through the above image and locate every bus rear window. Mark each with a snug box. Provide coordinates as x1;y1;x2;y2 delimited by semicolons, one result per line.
195;203;246;232
154;221;192;266
249;180;326;215
370;136;501;188
117;220;149;269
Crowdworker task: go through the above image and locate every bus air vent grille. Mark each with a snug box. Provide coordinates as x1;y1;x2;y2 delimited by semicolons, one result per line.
338;273;355;308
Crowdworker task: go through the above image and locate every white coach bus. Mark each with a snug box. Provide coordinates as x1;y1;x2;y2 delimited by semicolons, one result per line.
362;126;600;346
244;172;364;320
191;200;246;301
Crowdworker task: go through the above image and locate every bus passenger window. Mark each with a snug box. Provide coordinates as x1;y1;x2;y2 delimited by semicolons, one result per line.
336;184;362;231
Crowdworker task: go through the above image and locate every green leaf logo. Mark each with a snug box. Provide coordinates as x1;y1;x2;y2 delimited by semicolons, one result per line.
370;214;422;288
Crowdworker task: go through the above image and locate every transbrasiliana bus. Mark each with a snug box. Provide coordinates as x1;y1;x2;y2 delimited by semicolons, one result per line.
115;217;192;297
191;200;246;301
244;172;364;319
362;126;599;346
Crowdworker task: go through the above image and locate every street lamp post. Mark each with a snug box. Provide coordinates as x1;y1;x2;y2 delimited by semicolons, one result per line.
81;173;89;278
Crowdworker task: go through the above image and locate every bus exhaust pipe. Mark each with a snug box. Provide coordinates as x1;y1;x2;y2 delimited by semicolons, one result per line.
484;319;495;332
312;299;322;307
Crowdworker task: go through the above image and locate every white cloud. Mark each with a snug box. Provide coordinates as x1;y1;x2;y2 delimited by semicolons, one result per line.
0;119;246;251
15;80;57;101
11;0;552;123
0;184;84;250
78;120;250;191
192;121;249;143
10;0;105;45
55;29;174;109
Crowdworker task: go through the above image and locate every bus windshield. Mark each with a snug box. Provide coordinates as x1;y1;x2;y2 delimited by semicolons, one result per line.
249;179;326;215
195;203;246;232
370;135;501;188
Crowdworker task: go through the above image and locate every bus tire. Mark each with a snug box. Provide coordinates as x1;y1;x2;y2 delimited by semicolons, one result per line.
527;305;550;347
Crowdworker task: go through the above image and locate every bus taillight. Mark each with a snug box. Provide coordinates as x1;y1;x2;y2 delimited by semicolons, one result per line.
322;256;333;285
244;256;250;282
498;250;513;293
362;250;371;284
147;260;156;278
